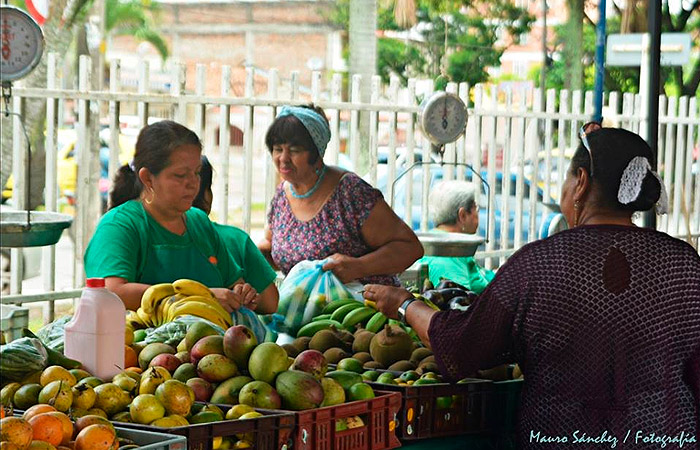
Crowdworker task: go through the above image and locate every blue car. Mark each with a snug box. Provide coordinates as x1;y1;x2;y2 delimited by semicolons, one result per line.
375;161;566;251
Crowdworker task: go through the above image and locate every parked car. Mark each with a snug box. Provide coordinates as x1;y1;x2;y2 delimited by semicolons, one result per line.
57;128;136;211
1;128;136;211
375;162;566;250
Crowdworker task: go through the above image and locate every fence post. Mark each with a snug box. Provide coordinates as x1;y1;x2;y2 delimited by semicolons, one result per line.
264;69;279;214
350;74;362;172
217;66;232;224
42;53;60;321
404;78;417;227
242;67;255;233
368;75;380;186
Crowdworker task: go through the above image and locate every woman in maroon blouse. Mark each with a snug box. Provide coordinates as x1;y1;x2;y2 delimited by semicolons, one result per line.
364;126;700;448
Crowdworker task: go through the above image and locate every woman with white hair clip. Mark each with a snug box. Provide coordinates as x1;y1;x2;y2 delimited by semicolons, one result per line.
418;179;494;294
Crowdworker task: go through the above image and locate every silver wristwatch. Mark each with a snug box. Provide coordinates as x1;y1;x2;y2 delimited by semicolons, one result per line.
397;297;418;325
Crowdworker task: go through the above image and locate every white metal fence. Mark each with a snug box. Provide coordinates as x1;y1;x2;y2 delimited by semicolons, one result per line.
3;53;699;318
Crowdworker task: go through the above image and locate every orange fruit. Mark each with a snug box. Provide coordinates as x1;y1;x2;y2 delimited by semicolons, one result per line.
124;346;138;368
0;417;34;448
73;415;114;435
43;412;74;445
0;441;22;450
28;413;64;446
22;404;56;422
74;424;117;450
27;441;58;449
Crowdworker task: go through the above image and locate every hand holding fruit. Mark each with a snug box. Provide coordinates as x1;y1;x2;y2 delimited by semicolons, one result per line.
232;282;259;310
210;288;243;313
362;284;413;320
322;254;360;283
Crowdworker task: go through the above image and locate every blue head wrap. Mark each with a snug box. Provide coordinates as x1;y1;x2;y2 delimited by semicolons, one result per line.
277;106;331;158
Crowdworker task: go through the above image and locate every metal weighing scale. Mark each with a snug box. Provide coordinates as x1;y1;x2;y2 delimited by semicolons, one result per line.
1;5;73;247
392;90;487;257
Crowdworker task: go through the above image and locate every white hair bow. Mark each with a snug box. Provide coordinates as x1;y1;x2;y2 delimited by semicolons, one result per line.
617;156;669;215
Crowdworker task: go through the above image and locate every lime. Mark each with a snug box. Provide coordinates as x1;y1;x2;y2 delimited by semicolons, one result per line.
399;370;419;382
133;329;148;343
361;370;380;381
435;395;453;409
375;373;397;385
347;383;375;402
336;358;363;374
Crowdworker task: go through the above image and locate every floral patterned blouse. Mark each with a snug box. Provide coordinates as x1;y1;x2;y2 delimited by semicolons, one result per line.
268;172;400;286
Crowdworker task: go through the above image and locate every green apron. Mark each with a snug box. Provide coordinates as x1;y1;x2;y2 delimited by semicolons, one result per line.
138;208;224;288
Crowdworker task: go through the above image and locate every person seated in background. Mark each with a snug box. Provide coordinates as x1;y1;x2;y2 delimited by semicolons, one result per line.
192;156;279;315
418;180;494;294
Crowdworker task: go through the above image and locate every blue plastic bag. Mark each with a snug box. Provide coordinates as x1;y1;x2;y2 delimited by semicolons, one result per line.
231;307;268;344
276;258;362;336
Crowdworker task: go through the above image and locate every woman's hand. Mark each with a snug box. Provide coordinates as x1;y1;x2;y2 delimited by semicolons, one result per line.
362;284;413;320
210;288;244;313
322;254;361;283
232;282;260;311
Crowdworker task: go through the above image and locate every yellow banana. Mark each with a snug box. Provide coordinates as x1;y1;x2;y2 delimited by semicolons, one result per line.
160;294;188;323
182;295;232;325
136;307;153;327
172;279;216;299
141;283;175;314
126;310;146;328
168;302;230;328
154;302;163;326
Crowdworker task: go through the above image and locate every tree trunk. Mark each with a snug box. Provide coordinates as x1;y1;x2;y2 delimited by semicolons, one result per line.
0;0;85;208
349;0;377;174
564;0;584;91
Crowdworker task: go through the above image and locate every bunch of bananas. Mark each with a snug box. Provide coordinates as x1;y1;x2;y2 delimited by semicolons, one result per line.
126;279;232;329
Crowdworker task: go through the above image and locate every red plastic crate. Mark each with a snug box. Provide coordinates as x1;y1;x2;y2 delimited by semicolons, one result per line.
367;378;493;440
287;391;402;450
114;407;295;450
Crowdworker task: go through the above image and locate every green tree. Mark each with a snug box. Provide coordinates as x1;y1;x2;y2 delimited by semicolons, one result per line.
535;0;699;96
531;2;699;97
325;0;533;87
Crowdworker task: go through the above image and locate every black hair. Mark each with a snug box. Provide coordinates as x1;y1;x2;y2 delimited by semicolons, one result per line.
570;127;661;212
110;120;202;209
192;155;213;212
264;104;329;165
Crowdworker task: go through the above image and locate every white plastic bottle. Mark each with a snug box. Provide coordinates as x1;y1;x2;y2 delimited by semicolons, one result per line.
65;278;126;380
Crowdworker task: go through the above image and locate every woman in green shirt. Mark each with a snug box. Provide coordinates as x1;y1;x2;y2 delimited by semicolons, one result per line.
85;121;255;312
418;180;494;294
191;156;279;314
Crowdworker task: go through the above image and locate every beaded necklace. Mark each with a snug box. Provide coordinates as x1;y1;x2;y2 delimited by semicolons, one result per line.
289;165;327;199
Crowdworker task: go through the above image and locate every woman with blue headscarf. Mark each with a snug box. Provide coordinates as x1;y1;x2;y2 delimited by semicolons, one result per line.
258;104;423;286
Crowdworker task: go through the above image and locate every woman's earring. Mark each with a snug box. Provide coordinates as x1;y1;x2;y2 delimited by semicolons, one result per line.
573;200;581;227
144;187;155;205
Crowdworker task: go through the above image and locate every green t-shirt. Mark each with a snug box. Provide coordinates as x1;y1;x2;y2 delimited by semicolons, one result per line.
213;223;277;294
418;230;495;294
84;200;243;287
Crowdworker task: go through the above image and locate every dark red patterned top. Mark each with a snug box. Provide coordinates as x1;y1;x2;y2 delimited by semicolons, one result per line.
268;172;400;286
429;225;700;448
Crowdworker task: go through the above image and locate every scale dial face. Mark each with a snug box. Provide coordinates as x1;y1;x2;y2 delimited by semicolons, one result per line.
419;91;468;146
1;6;45;83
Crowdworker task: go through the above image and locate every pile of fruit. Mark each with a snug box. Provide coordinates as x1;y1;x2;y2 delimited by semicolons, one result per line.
0;405;140;450
1;319;379;447
126;280;233;329
285;316;438;375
